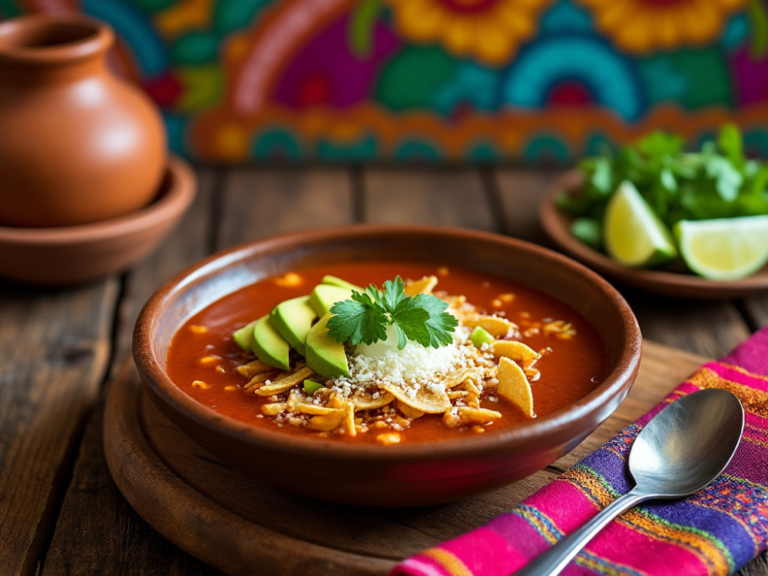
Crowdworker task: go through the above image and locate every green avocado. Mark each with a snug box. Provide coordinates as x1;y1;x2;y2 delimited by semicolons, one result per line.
321;275;362;291
309;284;353;317
269;296;317;356
251;316;290;371
232;319;258;351
305;313;349;378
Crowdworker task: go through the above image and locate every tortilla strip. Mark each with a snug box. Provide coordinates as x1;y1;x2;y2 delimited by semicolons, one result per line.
492;340;540;362
444;369;484;389
497;357;535;418
457;407;502;424
257;366;314;396
245;370;282;391
308;409;346;432
236;359;274;378
397;399;425;419
261;402;286;416
343;402;356;437
464;315;517;336
404;276;438;296
351;390;395;410
378;382;451;414
296;403;339;416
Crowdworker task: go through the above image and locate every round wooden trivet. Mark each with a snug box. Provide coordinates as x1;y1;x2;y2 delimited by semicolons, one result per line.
102;360;553;576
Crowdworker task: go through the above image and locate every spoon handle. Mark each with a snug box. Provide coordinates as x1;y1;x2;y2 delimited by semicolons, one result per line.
513;488;651;576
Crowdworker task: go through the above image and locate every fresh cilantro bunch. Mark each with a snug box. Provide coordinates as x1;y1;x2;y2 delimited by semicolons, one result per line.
326;276;458;349
558;125;768;250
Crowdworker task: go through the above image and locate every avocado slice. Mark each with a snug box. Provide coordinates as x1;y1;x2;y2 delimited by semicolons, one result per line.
309;285;353;317
269;296;317;356
321;275;362;291
251;315;290;371
305;313;349;378
232;319;258;351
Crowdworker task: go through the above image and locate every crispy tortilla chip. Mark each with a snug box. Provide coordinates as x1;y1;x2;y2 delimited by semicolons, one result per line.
463;379;480;395
236;359;274;378
308;409;346;432
343;402;356;437
457;407;502;424
497;357;535;418
376;432;401;445
378;382;451;414
444;369;484;389
296;403;338;416
351;389;395;410
257;367;314;396
397;399;425;419
404;276;438;296
261;402;286;415
492;340;540;362
245;370;281;391
464;315;517;336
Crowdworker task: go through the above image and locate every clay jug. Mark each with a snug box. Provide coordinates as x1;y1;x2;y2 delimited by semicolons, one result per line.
0;15;166;228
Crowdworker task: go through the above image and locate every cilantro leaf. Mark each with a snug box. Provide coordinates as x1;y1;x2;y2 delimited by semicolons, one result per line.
327;295;387;346
390;296;430;348
381;276;407;313
326;275;458;349
411;294;459;348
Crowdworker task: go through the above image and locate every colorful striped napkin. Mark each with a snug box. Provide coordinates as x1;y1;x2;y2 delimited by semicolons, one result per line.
394;326;768;576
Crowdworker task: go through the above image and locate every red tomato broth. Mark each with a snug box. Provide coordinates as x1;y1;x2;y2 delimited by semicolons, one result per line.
167;262;608;444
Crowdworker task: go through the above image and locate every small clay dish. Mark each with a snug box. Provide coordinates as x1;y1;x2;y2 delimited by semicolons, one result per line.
133;226;642;507
0;155;195;285
540;171;768;299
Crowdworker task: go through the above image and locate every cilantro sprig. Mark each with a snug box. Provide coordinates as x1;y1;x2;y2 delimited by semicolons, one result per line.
326;276;458;349
559;125;768;250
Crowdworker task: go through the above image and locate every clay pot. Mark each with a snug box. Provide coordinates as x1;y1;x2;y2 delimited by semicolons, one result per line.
0;15;166;228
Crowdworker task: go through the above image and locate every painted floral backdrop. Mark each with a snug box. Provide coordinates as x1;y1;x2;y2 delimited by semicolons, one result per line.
3;0;768;162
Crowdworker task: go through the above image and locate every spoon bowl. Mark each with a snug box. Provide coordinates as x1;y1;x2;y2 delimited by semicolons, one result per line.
630;388;745;497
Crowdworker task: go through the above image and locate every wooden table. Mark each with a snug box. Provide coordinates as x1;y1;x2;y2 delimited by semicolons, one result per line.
2;165;766;576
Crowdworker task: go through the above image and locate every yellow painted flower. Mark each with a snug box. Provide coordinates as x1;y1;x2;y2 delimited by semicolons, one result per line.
386;0;552;66
576;0;747;53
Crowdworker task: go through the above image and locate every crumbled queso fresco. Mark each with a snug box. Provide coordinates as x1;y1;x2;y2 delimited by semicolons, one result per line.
331;327;488;400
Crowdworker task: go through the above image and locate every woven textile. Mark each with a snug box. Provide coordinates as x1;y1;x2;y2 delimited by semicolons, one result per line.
394;327;768;576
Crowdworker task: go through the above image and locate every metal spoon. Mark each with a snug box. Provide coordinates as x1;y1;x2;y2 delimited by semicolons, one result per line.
515;388;744;576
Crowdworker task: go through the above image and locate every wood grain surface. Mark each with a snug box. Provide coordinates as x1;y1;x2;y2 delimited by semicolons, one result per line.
0;165;764;576
102;341;699;576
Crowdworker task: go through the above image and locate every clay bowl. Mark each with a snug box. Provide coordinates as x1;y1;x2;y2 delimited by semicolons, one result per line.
0;155;195;285
133;225;642;508
540;170;768;299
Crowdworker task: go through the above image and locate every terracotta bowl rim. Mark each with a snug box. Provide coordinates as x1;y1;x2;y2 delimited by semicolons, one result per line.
539;169;768;294
0;155;194;245
134;225;642;461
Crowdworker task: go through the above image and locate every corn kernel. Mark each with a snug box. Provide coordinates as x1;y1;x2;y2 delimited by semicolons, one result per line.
189;325;208;335
192;380;210;389
274;272;302;287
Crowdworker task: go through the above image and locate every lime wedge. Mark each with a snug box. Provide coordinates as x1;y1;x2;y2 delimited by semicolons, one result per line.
674;216;768;280
604;181;677;267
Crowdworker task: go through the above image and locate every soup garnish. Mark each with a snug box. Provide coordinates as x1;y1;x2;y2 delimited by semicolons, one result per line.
167;263;606;444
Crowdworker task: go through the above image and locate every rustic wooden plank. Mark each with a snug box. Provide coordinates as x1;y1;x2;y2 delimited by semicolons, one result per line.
217;167;354;249
0;277;118;576
41;170;218;576
363;168;494;230
741;296;768;332
622;291;751;359
493;168;557;242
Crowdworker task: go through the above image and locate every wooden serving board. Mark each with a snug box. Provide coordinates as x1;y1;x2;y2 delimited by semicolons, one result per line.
103;341;707;576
